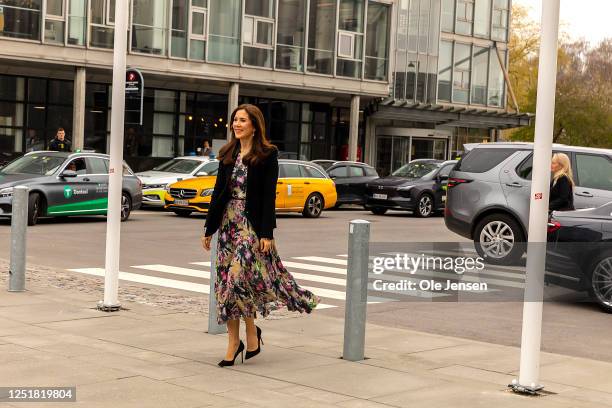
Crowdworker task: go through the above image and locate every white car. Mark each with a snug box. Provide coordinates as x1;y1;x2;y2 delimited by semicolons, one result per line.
136;157;219;206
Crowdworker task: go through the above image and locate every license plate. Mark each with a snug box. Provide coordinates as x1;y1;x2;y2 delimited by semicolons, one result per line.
373;193;387;200
174;199;189;206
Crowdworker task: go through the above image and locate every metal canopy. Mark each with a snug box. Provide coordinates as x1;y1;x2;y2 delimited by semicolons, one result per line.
367;99;533;129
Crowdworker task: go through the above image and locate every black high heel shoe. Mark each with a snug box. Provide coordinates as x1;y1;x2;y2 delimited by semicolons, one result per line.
245;326;264;360
218;340;244;367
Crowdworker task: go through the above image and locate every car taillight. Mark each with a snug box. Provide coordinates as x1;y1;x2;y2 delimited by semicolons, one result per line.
547;220;561;233
447;177;473;188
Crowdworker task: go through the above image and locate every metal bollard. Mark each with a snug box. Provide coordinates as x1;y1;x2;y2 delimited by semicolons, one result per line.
207;233;226;334
9;186;28;292
343;219;370;361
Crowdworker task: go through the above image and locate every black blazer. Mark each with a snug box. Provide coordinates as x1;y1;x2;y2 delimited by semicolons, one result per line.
549;175;575;211
205;146;279;239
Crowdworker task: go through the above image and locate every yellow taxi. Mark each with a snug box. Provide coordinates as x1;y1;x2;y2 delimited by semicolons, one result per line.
164;159;337;218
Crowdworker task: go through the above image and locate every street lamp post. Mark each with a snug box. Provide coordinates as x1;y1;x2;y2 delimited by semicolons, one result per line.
99;0;129;311
511;0;561;394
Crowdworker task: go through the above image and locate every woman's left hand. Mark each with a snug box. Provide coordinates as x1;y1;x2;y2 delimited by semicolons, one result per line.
259;238;274;254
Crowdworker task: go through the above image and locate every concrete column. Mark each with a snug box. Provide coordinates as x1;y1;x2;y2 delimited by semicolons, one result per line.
348;95;360;162
227;83;239;140
72;67;86;151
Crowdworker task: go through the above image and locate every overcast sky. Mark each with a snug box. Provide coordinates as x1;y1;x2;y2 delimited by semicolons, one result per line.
513;0;611;46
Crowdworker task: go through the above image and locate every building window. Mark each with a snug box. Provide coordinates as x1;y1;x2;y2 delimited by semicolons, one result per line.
441;0;454;32
473;0;490;37
132;0;169;55
437;41;452;102
491;0;508;41
336;0;364;78
418;0;430;53
44;0;65;44
307;0;336;75
455;0;473;36
189;0;207;60
407;0;418;52
488;49;505;106
242;0;275;68
453;43;471;103
364;1;390;81
90;0;115;48
170;0;187;58
208;0;241;64
471;46;488;104
0;0;41;40
68;0;87;45
0;76;25;153
276;0;306;71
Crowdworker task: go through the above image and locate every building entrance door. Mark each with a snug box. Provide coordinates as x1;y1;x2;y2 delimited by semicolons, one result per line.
375;134;448;176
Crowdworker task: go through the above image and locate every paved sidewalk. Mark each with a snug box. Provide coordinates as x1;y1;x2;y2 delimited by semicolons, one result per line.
1;283;612;407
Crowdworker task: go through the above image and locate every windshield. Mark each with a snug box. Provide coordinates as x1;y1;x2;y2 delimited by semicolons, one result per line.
391;162;439;178
1;154;65;176
197;161;219;176
153;159;202;174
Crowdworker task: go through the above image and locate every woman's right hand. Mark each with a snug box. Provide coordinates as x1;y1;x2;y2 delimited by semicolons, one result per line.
201;235;212;251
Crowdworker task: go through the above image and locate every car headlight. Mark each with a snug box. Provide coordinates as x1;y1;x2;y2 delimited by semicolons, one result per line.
200;188;214;197
397;185;414;191
0;187;13;198
143;183;169;190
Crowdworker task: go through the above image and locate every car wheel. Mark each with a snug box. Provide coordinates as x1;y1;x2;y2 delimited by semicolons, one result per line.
173;210;192;217
120;193;132;222
474;214;524;265
589;252;612;313
303;193;323;218
415;193;434;218
371;207;387;215
27;192;42;226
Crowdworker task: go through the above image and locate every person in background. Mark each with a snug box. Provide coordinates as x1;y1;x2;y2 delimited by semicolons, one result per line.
201;140;213;157
549;152;575;211
49;128;72;152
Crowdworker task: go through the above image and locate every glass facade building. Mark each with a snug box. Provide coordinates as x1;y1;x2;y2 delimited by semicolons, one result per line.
0;0;528;174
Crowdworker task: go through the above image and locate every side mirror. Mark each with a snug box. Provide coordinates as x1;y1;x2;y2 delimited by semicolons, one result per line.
196;171;208;177
438;175;449;182
60;170;78;178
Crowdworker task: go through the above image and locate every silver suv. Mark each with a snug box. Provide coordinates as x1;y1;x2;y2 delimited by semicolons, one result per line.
445;142;612;264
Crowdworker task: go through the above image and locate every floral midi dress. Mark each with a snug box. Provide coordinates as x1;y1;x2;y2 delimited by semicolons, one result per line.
215;153;320;323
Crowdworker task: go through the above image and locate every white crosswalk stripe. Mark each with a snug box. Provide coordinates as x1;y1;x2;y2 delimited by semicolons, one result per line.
66;252;529;309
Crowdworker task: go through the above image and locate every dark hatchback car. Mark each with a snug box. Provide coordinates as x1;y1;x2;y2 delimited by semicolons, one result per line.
0;151;142;225
322;161;379;207
365;159;457;217
545;202;612;312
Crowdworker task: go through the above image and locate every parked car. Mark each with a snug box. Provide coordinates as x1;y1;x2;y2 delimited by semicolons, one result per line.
136;157;217;207
321;161;379;207
445;142;612;264
311;160;336;171
164;159;337;218
546;202;612;313
0;151;142;225
364;159;457;217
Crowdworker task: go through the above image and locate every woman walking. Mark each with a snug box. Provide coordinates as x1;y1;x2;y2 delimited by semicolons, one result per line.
549;152;575;211
201;104;319;367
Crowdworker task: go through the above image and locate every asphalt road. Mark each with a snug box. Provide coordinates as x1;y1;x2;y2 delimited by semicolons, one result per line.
1;207;611;363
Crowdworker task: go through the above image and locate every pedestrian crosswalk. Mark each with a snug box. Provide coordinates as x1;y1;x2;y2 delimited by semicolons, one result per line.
68;251;528;310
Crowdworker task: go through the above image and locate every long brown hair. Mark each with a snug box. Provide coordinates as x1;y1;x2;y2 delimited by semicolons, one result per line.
218;104;276;166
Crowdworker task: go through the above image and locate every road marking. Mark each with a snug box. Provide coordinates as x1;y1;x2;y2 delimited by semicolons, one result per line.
282;261;347;275
68;267;338;310
156;263;347;287
294;256;348;266
132;264;211;279
191;261;212;267
68;268;210;293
